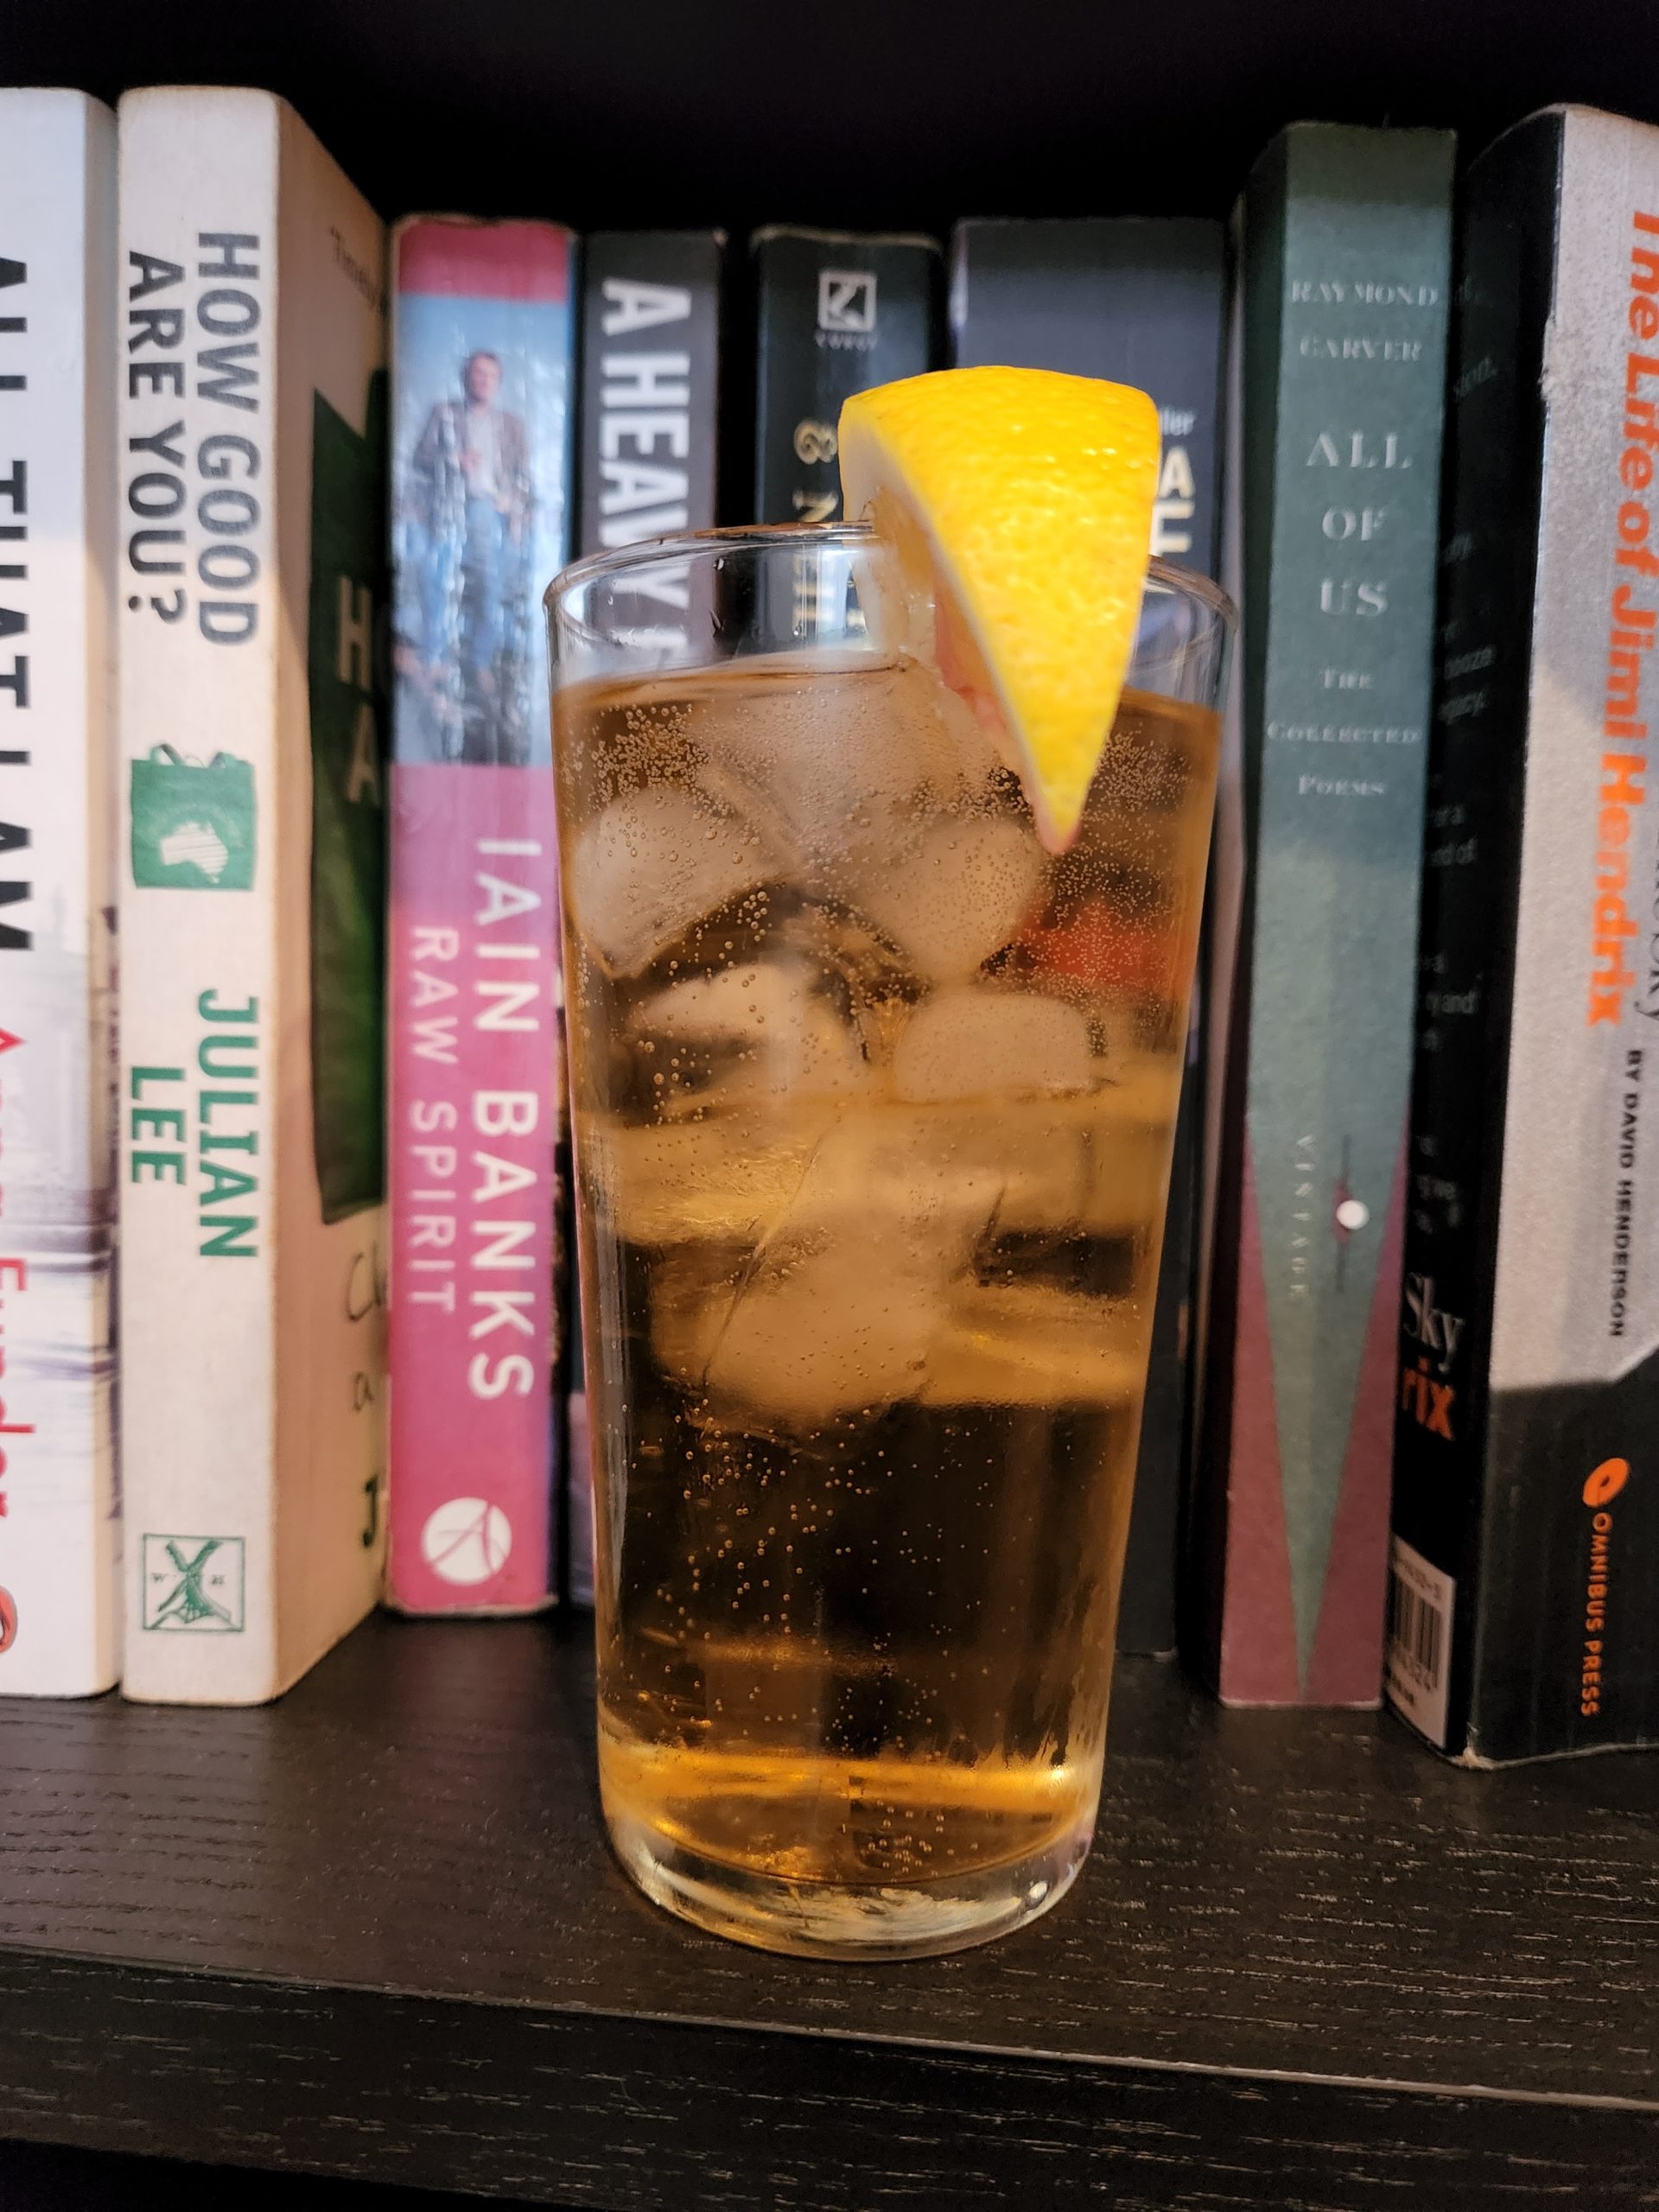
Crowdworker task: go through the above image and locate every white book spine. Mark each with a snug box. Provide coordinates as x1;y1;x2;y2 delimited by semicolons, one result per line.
118;89;388;1702
0;92;120;1697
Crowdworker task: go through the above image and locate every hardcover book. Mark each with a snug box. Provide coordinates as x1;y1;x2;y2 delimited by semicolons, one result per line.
568;231;725;1605
1197;124;1454;1706
0;90;120;1695
386;216;575;1615
950;216;1225;1654
1388;106;1659;1763
751;227;942;526
118;88;388;1700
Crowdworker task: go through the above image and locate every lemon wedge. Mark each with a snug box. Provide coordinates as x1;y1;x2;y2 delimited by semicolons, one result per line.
838;365;1160;854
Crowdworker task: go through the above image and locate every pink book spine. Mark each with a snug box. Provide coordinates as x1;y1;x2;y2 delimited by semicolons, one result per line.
384;218;574;1613
387;767;561;1611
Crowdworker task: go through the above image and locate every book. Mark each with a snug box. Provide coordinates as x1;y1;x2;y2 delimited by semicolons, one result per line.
1387;106;1659;1764
385;216;575;1615
568;231;724;1605
0;90;119;1696
577;231;724;580
950;216;1225;1654
118;88;388;1701
1195;124;1455;1706
750;227;942;526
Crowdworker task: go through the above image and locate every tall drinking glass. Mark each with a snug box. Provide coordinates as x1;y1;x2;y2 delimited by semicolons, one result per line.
548;526;1231;1959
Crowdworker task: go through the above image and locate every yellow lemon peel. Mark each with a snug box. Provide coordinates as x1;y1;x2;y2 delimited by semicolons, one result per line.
839;365;1160;853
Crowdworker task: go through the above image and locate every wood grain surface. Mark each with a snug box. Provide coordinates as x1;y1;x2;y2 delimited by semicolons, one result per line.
1;1615;1656;2205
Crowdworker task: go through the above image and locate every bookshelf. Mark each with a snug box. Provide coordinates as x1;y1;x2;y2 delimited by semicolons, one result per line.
7;0;1659;2201
3;1614;1657;2206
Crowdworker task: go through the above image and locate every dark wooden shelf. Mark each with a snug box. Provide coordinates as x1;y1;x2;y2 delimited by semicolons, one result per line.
1;1613;1655;2207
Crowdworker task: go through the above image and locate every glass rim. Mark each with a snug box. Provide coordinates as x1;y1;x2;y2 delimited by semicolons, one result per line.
545;521;1237;632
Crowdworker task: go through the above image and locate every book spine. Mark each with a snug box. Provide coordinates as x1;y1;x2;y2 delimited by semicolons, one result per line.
752;232;942;525
119;92;388;1700
578;231;723;574
948;215;1225;1652
1384;119;1555;1755
564;232;723;1606
1191;222;1250;1674
1394;111;1659;1761
385;219;575;1614
1204;125;1454;1707
0;92;119;1696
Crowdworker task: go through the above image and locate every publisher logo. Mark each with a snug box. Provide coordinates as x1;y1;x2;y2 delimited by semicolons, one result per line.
1580;1460;1628;1719
130;747;257;890
142;1534;246;1632
817;270;877;334
0;1588;16;1653
421;1497;513;1586
1584;1457;1630;1507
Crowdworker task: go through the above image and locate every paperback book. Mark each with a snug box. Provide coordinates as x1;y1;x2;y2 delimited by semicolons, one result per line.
1197;123;1454;1706
751;227;942;527
1388;105;1659;1762
118;88;388;1700
386;216;575;1614
568;231;725;1604
0;89;120;1696
950;215;1225;1654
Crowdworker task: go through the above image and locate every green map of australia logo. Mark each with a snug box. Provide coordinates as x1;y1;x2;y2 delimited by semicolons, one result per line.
130;746;257;888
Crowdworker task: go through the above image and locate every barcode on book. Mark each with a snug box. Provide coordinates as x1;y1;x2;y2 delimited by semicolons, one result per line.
1384;1535;1455;1749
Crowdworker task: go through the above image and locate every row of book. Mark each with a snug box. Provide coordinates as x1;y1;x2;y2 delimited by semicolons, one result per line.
3;83;1655;1764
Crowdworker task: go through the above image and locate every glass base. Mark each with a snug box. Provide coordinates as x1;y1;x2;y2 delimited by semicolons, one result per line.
605;1803;1093;1961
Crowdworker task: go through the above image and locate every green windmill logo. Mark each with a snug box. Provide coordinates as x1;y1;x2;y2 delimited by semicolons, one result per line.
142;1534;245;1633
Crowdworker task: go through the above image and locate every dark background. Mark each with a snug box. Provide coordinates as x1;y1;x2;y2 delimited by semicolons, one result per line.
10;0;1659;233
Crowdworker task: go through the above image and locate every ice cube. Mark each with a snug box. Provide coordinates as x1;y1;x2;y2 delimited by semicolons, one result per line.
914;1098;1093;1236
588;1113;831;1246
629;959;867;1106
785;1108;1006;1266
569;786;773;977
696;1224;949;1431
855;816;1046;984
892;987;1095;1104
921;1284;1143;1407
686;664;969;886
649;1098;1006;1430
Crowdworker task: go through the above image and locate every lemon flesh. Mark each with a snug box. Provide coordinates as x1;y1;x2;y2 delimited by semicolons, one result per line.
838;365;1160;854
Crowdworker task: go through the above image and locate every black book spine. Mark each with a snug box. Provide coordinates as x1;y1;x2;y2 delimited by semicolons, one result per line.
1389;111;1659;1762
1386;118;1556;1753
577;230;725;558
750;229;943;525
567;232;724;1606
948;219;1226;576
950;217;1226;1654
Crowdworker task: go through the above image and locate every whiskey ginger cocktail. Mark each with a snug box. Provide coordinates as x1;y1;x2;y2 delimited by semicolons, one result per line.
549;370;1231;1957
